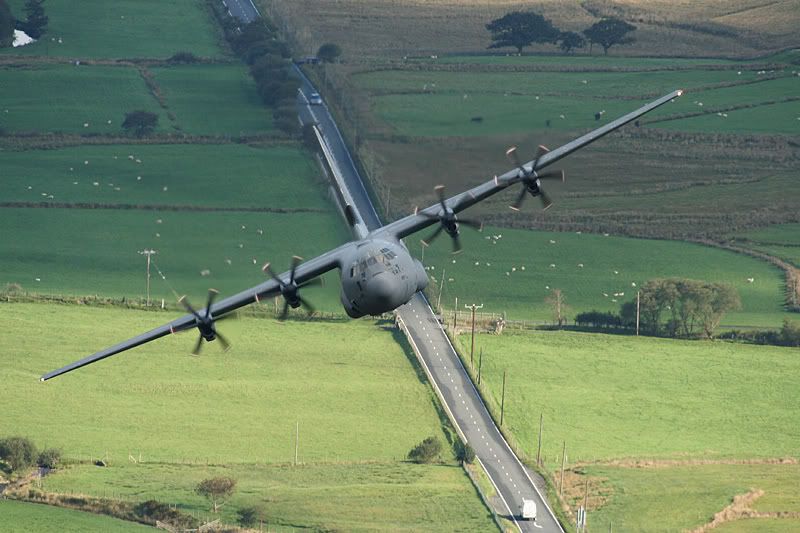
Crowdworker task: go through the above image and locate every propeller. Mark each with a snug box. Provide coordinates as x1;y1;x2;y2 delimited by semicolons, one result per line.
262;256;321;320
506;145;565;211
418;185;482;254
177;288;234;355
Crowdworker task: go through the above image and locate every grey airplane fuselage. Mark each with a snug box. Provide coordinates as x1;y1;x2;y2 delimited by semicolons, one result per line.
338;239;428;318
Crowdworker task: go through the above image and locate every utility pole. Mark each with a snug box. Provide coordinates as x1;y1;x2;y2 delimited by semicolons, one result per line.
536;413;543;466
465;303;484;368
138;249;157;306
500;369;507;425
477;348;483;385
559;441;567;497
453;296;458;332
294;421;299;466
636;290;641;336
436;268;446;311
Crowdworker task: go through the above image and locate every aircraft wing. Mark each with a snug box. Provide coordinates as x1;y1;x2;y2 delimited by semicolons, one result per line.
40;243;350;381
376;90;683;242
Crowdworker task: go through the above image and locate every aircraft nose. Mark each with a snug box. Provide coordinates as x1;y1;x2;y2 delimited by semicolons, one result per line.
370;273;396;306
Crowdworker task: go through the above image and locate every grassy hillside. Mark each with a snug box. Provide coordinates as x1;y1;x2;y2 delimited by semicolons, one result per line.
454;328;800;531
420;225;790;328
0;65;169;134
0;303;495;530
0;500;153;532
2;0;222;58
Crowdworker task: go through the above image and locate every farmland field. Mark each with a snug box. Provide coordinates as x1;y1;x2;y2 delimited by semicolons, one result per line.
0;499;153;532
452;328;800;530
734;223;800;268
1;303;494;530
0;65;168;134
419;224;790;328
41;462;493;531
2;144;329;209
152;65;276;136
2;0;222;59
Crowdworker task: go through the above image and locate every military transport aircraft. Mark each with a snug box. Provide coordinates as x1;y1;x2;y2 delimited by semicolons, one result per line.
41;90;682;381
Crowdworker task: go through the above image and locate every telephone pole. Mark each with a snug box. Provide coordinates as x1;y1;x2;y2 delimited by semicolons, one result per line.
138;249;157;306
465;303;483;367
636;290;641;336
500;369;507;425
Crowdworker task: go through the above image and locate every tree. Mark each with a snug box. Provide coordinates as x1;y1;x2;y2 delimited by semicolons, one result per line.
20;0;47;39
237;506;264;528
407;436;442;464
697;282;741;338
37;447;62;469
317;43;342;63
121;110;158;137
545;288;569;328
583;17;636;55
455;441;475;464
559;31;585;54
0;0;14;48
0;436;38;472
486;11;561;54
195;477;237;513
780;319;800;347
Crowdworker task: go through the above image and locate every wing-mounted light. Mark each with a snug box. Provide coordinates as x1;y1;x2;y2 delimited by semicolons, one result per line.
262;256;322;319
506;145;565;211
418;185;482;254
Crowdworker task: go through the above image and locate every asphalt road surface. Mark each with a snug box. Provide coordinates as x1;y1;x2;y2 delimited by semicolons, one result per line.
222;0;259;23
224;2;569;529
293;69;565;532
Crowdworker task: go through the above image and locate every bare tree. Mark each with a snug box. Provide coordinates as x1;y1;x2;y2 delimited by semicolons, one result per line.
545;289;569;328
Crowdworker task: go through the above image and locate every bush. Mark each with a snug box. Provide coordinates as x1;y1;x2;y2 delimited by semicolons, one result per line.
0;436;38;472
121;110;159;138
167;51;199;64
134;500;195;529
455;441;476;464
237;505;264;527
37;448;62;469
407;436;442;464
317;43;342;63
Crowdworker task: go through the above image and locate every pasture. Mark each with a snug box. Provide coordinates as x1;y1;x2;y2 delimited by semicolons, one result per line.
0;499;152;532
454;326;800;530
355;62;798;137
419;224;790;328
1;303;494;530
41;462;493;531
455;329;799;464
2;0;222;59
583;463;800;532
2;144;329;209
736;224;800;267
0;207;349;311
152;65;276;136
0;65;168;135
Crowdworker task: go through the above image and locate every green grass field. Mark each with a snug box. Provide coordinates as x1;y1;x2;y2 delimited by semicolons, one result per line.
0;208;349;310
354;57;798;136
735;223;800;268
456;329;799;465
2;0;222;59
152;65;276;136
2;144;329;209
0;65;168;134
4;304;449;463
41;462;493;531
0;499;153;532
584;463;800;532
1;303;494;530
419;225;790;328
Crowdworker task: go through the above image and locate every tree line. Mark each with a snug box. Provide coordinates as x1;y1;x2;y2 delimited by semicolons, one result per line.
486;11;636;55
570;277;742;339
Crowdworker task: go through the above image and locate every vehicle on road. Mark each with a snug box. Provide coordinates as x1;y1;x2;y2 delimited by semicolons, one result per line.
522;499;537;520
309;92;323;105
